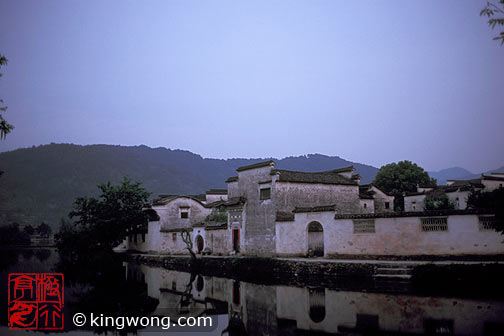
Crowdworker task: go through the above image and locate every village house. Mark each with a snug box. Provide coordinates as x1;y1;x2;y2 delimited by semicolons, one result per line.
124;161;502;257
404;172;504;212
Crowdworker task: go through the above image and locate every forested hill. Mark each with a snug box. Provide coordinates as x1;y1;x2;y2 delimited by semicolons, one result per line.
0;144;379;228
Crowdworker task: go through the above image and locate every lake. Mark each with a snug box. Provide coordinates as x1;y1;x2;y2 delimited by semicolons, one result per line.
2;248;504;335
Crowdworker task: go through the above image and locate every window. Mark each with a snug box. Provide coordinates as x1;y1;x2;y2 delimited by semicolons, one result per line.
363;203;367;209
384;202;390;209
141;233;145;242
421;217;448;232
479;216;496;231
424;319;453;335
260;187;271;200
172;232;177;241
353;219;375;233
180;210;189;219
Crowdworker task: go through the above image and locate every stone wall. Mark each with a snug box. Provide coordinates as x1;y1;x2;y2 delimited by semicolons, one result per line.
205;229;231;254
235;166;277;255
404;194;426;212
274;182;360;214
156;197;211;232
369;186;394;213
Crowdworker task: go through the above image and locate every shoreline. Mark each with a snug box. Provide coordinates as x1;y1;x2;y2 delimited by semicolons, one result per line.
127;253;504;299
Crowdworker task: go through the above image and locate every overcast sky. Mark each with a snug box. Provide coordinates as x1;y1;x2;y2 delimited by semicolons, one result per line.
0;0;502;172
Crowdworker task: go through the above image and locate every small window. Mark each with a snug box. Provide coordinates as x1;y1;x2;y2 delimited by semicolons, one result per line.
424;319;453;335
181;210;189;219
142;233;146;242
353;219;375;233
172;281;176;290
479;216;496;231
421;217;448;232
363;203;367;209
172;232;177;241
260;187;271;200
384;202;390;209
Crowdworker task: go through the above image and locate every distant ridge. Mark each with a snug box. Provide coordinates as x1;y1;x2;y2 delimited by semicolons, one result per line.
427;167;474;185
0;144;378;228
1;143;501;228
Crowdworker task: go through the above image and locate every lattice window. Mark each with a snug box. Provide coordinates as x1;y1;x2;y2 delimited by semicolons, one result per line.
479;216;496;231
421;217;448;232
353;219;375;233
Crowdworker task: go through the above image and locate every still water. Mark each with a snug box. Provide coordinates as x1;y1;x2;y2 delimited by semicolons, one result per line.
1;248;504;335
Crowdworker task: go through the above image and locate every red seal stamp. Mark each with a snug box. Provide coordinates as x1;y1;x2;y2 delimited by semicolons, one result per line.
8;273;64;330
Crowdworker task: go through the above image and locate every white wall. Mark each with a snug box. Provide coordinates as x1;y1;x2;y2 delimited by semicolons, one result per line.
276;212;504;256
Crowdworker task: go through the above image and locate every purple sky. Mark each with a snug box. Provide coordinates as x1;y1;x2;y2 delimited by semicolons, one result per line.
0;0;503;172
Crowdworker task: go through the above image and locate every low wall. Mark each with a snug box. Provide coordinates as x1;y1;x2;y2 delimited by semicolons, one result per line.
277;212;504;256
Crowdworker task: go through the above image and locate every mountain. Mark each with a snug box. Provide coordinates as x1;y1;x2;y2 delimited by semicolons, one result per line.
0;144;379;228
427;167;474;185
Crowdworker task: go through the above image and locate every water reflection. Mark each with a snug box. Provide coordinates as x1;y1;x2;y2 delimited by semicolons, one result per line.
2;248;504;335
126;261;504;336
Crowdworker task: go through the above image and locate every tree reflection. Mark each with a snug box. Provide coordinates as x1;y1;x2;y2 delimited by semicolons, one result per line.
55;252;158;335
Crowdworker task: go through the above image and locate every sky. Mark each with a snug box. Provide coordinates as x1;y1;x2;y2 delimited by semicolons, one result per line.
0;0;503;173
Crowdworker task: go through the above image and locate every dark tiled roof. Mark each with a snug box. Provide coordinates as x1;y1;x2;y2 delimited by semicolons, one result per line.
205;221;227;230
272;169;358;185
236;160;275;172
143;208;160;221
206;189;227;195
152;195;206;206
224;197;247;207
293;205;336;213
331;166;355;173
359;193;374;200
360;184;394;197
204;200;227;208
482;175;504;182
276;211;295;222
333;209;493;220
152;195;179;205
359;185;375;199
404;191;426;196
226;176;238;183
447;178;485;188
405;183;480;197
190;194;206;201
159;227;194;233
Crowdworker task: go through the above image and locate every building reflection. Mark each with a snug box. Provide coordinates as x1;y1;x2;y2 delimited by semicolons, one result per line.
125;262;504;335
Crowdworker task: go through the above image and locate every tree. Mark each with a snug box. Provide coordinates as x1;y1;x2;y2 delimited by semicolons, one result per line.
481;1;504;45
57;177;150;252
467;188;504;234
36;222;52;236
424;194;456;211
181;228;197;260
23;224;35;236
0;223;30;246
372;160;436;211
0;54;14;139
